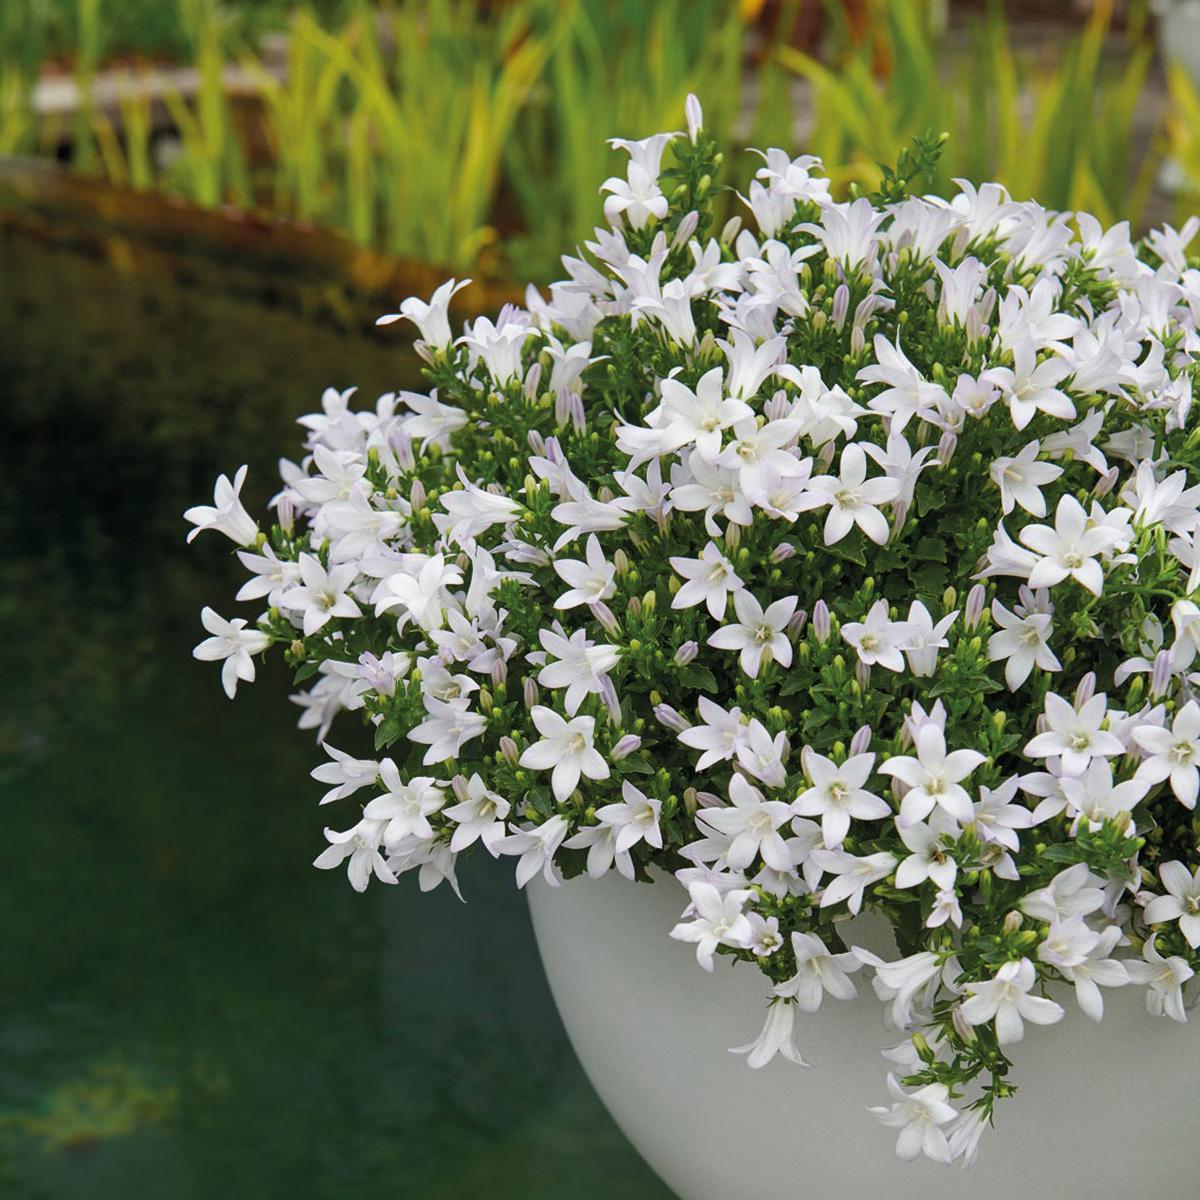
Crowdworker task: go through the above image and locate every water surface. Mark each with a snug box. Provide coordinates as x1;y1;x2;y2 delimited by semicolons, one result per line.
0;233;671;1199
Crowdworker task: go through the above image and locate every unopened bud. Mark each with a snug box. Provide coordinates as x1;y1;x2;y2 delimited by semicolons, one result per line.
451;774;470;803
964;583;986;630
786;610;808;640
771;541;796;563
685;92;704;143
499;736;519;765
522;677;540;709
523;361;542;400
611;733;642;761
593;601;620;635
674;641;699;667
849;724;873;755
654;703;690;734
831;283;850;331
812;599;831;643
1074;671;1096;708
672;210;699;250
410;478;427;511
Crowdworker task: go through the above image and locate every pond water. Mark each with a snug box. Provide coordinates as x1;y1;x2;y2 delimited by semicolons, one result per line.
0;234;671;1198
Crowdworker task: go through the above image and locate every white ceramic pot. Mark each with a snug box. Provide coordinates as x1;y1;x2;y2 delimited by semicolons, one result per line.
529;871;1198;1200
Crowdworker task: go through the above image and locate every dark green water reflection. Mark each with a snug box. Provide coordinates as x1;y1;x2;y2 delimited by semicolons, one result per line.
0;235;671;1199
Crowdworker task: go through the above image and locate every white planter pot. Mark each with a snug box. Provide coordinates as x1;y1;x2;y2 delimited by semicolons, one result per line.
529;871;1198;1200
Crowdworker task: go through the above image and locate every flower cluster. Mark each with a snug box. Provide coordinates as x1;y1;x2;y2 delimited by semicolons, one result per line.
188;100;1200;1165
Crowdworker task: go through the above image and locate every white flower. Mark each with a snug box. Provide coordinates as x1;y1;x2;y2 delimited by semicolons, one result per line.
438;472;523;542
1126;936;1195;1022
1143;861;1200;948
1059;758;1148;831
853;949;943;1028
602;160;668;229
729;998;812;1068
407;697;488;765
185;464;259;546
670;541;744;619
989;440;1063;516
363;766;445;844
457;314;532;385
986;339;1074;430
793;749;889;846
706;589;797;679
774;930;862;1011
1024;691;1124;775
901;601;957;677
810;849;897;914
868;1074;957;1164
840;599;911;672
192;607;271;698
376;277;470;349
1020;863;1106;923
310;743;379;805
1133;699;1200;808
959;958;1065;1044
535;627;620;716
677;697;749;768
988;597;1060;689
696;774;796;872
1037;918;1129;1021
281;553;362;636
654;367;753;460
807;442;901;546
313;818;395;893
444;773;511;854
495;815;571;889
669;881;753;971
894;822;958;891
519;706;610;801
879;724;986;827
373;554;464;631
856;334;947;431
714;416;805;502
1018;494;1119;596
595;780;663;854
553;535;617;609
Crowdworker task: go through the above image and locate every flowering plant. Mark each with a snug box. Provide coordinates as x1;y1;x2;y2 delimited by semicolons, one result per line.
188;98;1200;1166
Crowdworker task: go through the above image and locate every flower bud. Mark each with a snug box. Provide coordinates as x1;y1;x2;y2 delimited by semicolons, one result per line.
672;210;699;249
831;283;850;331
963;583;986;630
593;601;620;635
937;431;958;464
812;599;831;643
1093;465;1120;498
685;92;704;143
771;541;796;563
410;478;427;511
653;703;690;734
490;658;508;686
763;390;791;422
683;787;699;815
277;494;295;536
527;429;546;456
611;733;642;761
724;522;742;551
786;610;808;640
720;216;742;245
849;326;866;357
391;429;416;471
499;736;519;765
451;774;470;803
1152;649;1173;699
523;677;540;709
674;641;699;667
855;660;871;688
849;724;873;755
523;361;542;400
554;386;571;429
1074;671;1096;708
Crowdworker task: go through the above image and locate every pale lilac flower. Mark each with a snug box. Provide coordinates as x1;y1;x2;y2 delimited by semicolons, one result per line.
313;817;395;893
496;815;571;889
596;780;663;854
841;600;911;672
697;775;796;872
989;440;1063;516
988;598;1060;689
1019;494;1119;596
810;849;897;914
444;773;511;854
363;766;445;844
678;697;749;768
376;277;471;348
807;442;901;546
281;553;362;636
535;627;621;716
310;743;379;805
901;601;957;677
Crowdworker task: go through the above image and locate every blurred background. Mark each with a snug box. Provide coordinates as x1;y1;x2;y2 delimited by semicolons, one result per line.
0;0;1197;1195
